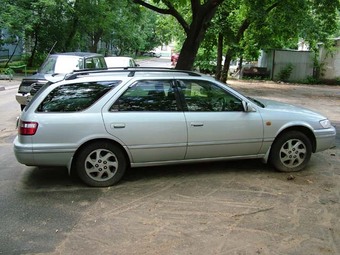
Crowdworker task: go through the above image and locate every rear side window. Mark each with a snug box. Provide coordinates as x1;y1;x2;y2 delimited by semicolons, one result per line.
37;81;120;112
85;57;106;69
110;80;178;111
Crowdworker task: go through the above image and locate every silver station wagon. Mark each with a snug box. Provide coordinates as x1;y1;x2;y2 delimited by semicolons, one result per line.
14;68;336;187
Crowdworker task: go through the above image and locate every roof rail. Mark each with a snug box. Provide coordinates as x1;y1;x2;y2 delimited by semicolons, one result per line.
65;67;201;80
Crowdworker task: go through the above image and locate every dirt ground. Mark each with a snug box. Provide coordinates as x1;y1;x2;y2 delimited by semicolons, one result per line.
1;78;339;255
228;79;340;122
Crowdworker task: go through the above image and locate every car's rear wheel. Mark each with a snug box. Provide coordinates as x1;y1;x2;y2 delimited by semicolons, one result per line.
76;141;126;187
270;131;312;172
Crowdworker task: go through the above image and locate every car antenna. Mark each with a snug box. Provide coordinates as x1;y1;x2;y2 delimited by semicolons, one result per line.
40;41;57;75
44;41;57;62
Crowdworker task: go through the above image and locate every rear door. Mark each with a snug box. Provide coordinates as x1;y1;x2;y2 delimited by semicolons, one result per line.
102;79;187;163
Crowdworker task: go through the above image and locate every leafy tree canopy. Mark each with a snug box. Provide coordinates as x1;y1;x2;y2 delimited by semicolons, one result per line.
1;0;339;72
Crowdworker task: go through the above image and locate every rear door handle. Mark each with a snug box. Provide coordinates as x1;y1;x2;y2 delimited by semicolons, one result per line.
190;122;204;127
111;123;126;129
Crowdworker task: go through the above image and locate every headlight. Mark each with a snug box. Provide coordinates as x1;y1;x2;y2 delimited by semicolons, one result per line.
320;119;332;129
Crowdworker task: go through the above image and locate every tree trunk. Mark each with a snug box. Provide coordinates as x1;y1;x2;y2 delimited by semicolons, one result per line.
64;0;80;51
215;33;224;80
65;17;79;51
28;31;39;67
175;24;205;70
220;50;233;83
89;29;103;53
175;1;224;70
5;39;19;68
133;0;224;70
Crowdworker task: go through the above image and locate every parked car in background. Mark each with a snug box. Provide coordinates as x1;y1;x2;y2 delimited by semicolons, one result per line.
105;56;138;68
142;51;161;58
15;52;107;110
14;68;336;187
171;53;179;66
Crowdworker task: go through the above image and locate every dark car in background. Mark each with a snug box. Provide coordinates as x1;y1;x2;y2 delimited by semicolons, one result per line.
15;52;107;110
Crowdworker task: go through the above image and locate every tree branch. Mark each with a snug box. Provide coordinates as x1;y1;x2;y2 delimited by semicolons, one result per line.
133;0;171;15
133;0;190;34
236;1;281;42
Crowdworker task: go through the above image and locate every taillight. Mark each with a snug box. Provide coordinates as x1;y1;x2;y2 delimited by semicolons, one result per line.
19;120;38;135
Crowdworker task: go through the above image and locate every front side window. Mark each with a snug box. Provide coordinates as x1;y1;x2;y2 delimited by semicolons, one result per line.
37;81;120;112
178;80;243;112
110;80;178;112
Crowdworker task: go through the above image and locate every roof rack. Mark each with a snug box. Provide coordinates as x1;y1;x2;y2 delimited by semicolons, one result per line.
65;67;201;80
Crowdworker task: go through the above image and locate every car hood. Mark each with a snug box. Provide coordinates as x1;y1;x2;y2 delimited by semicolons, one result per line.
22;72;46;81
256;98;326;119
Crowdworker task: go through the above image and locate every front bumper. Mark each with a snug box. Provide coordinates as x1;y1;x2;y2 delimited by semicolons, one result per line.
314;126;337;152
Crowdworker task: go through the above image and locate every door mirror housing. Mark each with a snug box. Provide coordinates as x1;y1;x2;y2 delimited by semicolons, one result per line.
242;101;256;112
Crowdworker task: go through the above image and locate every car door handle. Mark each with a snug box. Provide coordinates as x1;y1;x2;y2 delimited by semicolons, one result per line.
190;122;204;127
111;123;126;129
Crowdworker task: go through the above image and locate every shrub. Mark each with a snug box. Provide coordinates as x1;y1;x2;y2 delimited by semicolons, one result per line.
276;63;294;82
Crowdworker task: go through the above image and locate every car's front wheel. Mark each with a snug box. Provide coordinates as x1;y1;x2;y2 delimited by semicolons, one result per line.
270;131;312;172
76;141;127;187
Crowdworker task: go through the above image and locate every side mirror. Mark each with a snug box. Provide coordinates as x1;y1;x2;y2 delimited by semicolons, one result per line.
242;101;256;112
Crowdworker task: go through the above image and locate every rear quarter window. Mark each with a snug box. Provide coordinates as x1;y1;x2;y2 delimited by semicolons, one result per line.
37;81;121;112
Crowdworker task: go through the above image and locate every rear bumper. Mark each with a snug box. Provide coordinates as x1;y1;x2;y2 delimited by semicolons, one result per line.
13;136;74;167
13;136;34;165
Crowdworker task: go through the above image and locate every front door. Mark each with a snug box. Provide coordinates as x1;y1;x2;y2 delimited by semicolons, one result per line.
177;79;264;159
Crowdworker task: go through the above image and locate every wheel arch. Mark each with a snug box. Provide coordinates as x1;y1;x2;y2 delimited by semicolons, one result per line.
70;138;131;176
273;125;316;153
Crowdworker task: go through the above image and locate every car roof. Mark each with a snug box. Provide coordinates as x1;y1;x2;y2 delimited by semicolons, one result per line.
105;56;133;60
45;67;215;84
50;52;103;58
105;57;134;66
65;68;203;80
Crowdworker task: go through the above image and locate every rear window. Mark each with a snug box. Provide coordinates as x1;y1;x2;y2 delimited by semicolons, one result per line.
37;81;121;112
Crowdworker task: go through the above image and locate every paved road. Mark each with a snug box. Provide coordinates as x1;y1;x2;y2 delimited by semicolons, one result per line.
0;81;104;254
0;64;339;255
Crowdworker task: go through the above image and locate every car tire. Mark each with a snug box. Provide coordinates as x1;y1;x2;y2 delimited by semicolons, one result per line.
76;141;126;187
270;131;312;172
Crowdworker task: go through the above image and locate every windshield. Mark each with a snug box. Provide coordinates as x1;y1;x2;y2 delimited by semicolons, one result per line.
247;97;265;108
39;56;84;74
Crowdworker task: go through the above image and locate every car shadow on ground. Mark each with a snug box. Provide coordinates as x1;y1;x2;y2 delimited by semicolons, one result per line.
122;159;273;184
20;166;84;190
19;159;274;189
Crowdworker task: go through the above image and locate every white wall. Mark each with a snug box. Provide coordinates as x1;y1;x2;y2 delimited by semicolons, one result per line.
261;49;314;81
319;39;340;79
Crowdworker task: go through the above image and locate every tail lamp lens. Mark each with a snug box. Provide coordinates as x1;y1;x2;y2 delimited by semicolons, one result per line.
19;121;38;135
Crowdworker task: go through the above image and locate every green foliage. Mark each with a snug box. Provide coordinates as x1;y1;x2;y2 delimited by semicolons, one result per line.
301;75;320;84
194;47;218;74
21;52;47;68
1;0;171;65
276;63;294;82
2;0;340;72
